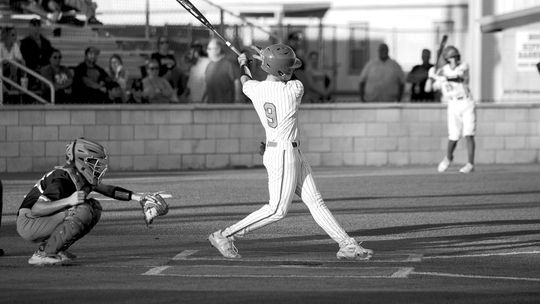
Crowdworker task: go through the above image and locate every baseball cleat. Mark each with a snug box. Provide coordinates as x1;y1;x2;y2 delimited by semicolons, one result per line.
28;251;64;266
437;157;451;172
459;163;474;173
337;243;373;261
209;230;241;259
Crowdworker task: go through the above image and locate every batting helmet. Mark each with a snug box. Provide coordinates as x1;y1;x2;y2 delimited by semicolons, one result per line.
260;44;302;81
66;138;109;186
443;45;460;61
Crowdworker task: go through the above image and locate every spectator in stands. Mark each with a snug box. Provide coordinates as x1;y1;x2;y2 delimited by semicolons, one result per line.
406;48;435;102
151;36;186;102
359;43;405;102
72;46;112;103
142;58;174;104
107;53;128;102
204;38;241;103
185;41;210;103
0;26;25;87
40;48;72;103
41;0;102;26
13;1;55;25
297;50;331;103
20;18;54;90
287;31;306;59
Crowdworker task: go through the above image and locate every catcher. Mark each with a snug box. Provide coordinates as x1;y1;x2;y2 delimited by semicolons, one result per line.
16;138;168;266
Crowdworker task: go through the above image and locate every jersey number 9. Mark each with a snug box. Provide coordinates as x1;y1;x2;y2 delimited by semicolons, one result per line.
264;103;278;128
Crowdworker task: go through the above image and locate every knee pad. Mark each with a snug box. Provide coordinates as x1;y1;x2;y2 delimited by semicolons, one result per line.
44;199;102;254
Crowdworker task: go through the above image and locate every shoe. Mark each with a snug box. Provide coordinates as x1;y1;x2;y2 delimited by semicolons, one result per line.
437;157;451;172
459;163;474;173
28;251;64;266
209;230;241;259
87;16;103;26
57;250;77;262
337;242;373;261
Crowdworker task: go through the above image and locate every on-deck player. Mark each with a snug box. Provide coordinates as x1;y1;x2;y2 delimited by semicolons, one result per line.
426;45;476;173
209;44;373;260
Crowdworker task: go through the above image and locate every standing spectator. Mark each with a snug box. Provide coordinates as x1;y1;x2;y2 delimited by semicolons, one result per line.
40;48;73;103
20;18;53;72
358;43;405;102
0;26;25;88
204;38;241;103
20;18;54;90
151;36;186;102
185;41;210;103
107;53;128;102
72;46;111;103
297;50;331;103
142;59;174;104
426;46;476;174
406;49;435;102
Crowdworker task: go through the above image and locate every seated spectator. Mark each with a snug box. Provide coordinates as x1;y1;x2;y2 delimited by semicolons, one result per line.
20;18;54;90
127;78;145;103
42;0;102;26
185;41;210;103
40;48;73;103
72;46;112;103
142;59;174;104
20;18;53;71
108;53;128;102
0;26;25;88
151;36;186;102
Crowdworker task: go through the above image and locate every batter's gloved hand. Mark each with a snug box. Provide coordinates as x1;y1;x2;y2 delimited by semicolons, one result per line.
259;141;266;155
139;192;168;227
250;45;263;62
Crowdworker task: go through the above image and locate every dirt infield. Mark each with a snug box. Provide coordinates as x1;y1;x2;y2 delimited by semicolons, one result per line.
1;165;539;303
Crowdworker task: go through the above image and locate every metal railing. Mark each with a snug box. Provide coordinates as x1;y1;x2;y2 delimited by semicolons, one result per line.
0;59;55;105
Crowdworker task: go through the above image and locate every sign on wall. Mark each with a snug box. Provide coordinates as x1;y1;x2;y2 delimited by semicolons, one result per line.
516;31;540;71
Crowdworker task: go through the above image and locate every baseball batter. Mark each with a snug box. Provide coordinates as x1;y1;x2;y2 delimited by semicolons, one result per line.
426;45;476;173
16;138;167;266
209;44;373;260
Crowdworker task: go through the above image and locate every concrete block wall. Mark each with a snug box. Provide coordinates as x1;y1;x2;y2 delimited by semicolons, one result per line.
0;103;538;173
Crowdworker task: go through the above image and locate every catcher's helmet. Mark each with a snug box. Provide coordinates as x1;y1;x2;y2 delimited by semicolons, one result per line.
66;138;108;186
260;44;302;81
443;45;460;61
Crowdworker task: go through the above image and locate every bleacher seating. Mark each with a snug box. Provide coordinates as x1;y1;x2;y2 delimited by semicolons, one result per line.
0;2;152;80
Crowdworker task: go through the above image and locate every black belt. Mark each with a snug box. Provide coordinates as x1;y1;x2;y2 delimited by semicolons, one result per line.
267;141;298;148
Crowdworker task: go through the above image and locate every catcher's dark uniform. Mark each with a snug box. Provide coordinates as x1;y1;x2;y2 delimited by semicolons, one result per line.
17;165;133;255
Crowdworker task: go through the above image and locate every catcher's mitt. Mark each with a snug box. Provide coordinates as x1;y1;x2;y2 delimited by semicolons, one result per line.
259;141;266;155
139;192;168;226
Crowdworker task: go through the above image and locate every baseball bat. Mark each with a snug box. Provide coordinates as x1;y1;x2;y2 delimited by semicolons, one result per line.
434;34;448;72
425;34;448;93
174;0;242;56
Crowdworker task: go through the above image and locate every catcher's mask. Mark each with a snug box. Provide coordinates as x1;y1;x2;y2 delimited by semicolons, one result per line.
260;44;302;81
66;138;109;186
443;45;460;62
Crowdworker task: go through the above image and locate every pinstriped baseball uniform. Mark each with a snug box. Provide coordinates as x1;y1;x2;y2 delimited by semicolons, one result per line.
221;79;356;247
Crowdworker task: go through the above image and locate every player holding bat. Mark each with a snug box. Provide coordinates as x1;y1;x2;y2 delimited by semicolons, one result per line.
425;44;476;174
208;44;373;261
16;138;168;266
